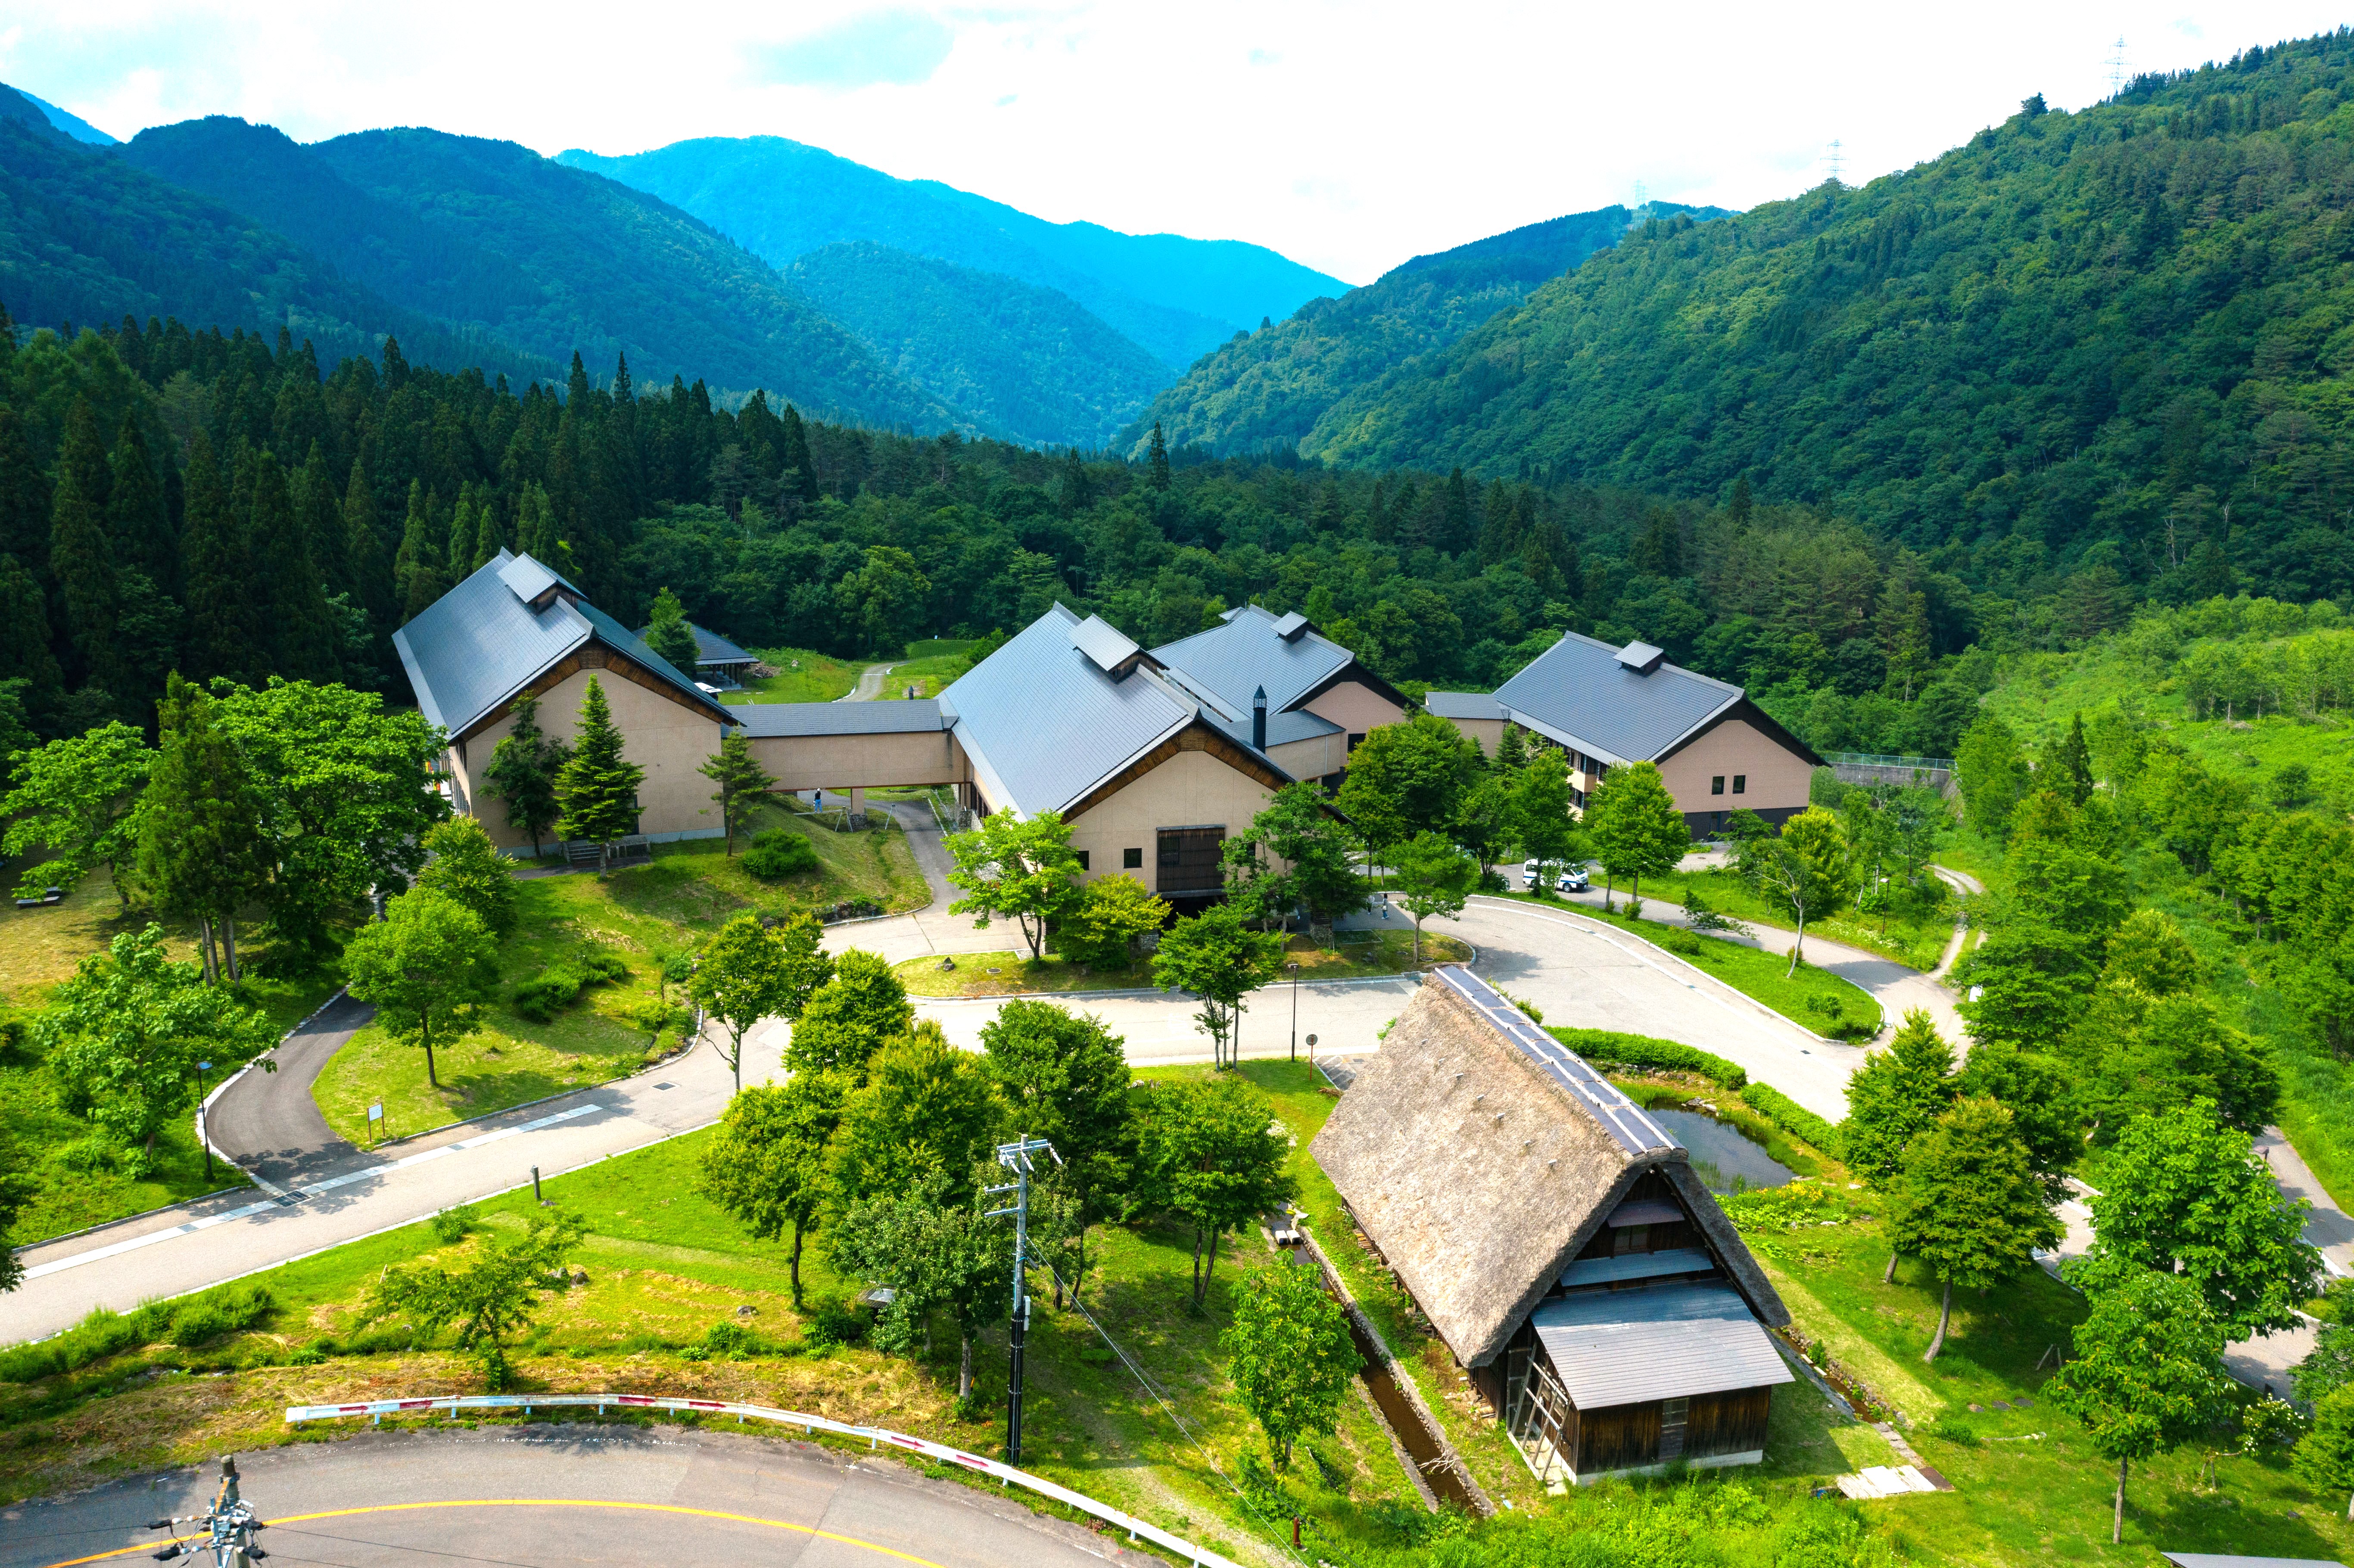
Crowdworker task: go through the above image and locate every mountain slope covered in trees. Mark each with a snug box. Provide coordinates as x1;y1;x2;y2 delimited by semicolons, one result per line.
119;118;953;429
1304;34;2354;611
1132;201;1725;457
784;242;1170;448
556;136;1346;368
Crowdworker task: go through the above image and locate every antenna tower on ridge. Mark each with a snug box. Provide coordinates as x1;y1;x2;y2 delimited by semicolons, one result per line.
1632;178;1647;214
2108;36;2130;96
1824;139;1844;187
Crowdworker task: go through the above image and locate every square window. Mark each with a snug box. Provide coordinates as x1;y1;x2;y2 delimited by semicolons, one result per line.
1075;850;1090;871
1122;846;1143;870
1733;774;1747;794
1710;775;1725;796
1347;732;1367;752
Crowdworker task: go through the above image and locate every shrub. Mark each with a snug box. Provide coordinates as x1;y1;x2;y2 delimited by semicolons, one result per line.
1659;927;1704;956
1548;1027;1747;1088
430;1204;478;1244
1806;992;1845;1021
805;1298;866;1349
166;1282;273;1347
1748;1083;1842;1156
55;1136;121;1173
681;1321;769;1362
1929;1416;1980;1447
511;969;584;1022
743;829;820;880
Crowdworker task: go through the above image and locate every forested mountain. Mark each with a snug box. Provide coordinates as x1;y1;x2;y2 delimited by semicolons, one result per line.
555;136;1346;368
1133;201;1724;457
785;242;1170;448
1305;33;2354;612
21;90;114;146
118;118;953;430
0;88;551;388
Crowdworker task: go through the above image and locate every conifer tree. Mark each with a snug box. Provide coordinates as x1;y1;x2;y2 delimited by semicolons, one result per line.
553;677;645;875
0;407;51;575
137;673;265;983
481;691;570;859
699;731;775;855
49;401;119;697
248;448;334;681
1147;421;1171;492
470;491;502;570
105;417;174;594
179;431;251;684
395;480;443;622
0;554;64;728
515;482;562;567
1728;473;1753;527
643;586;700;678
1890;1096;2062;1360
1060;448;1092;514
342;459;392;630
2049;714;2096;807
1441;466;1471;554
778;404;819;505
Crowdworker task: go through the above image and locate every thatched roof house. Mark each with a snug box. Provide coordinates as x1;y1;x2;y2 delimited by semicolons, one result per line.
1312;965;1795;1487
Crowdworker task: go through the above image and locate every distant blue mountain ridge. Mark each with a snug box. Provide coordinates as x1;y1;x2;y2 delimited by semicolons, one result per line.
22;90;116;146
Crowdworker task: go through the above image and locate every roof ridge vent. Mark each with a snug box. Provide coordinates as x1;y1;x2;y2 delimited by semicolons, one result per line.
1616;640;1665;675
1271;610;1311;642
1068;613;1149;680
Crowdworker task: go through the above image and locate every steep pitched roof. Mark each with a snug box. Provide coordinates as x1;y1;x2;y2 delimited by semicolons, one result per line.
1152;603;1362;716
1491;631;1744;766
393;551;731;739
1310;966;1788;1369
943;604;1295;818
633;620;759;666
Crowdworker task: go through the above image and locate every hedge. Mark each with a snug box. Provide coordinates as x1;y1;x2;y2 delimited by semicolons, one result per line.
1742;1083;1843;1158
1547;1028;1747;1089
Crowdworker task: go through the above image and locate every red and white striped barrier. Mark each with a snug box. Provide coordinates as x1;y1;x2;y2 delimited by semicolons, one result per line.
286;1393;1246;1568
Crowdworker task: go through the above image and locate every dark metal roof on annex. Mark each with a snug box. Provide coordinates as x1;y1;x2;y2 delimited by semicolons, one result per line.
1152;604;1355;716
1423;691;1507;722
1530;1281;1796;1407
632;621;759;666
1490;630;1742;766
393;551;731;739
943;604;1291;817
731;700;947;737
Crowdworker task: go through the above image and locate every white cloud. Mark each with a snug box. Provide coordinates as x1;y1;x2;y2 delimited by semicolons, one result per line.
1;0;2344;285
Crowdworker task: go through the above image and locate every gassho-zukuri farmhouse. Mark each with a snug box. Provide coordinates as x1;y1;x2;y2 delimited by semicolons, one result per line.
392;550;1818;878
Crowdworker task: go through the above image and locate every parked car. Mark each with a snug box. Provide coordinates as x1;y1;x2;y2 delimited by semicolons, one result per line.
1521;862;1591;893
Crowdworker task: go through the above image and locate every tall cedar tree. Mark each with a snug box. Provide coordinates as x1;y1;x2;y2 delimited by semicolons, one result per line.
106;417;174;594
698;731;775;854
136;673;266;984
481;691;568;858
645;586;701;678
342;459;393;632
49;399;118;697
179;432;251;685
0;406;52;575
246;448;335;683
0;554;64;724
394;479;442;623
296;442;350;600
552;677;644;874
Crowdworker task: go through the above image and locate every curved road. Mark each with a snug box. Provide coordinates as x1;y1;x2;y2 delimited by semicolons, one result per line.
0;1426;1158;1568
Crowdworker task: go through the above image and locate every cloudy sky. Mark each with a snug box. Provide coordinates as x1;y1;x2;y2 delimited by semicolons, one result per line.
6;1;2348;284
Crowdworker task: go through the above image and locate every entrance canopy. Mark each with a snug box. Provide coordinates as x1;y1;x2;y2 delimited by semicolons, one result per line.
1531;1282;1793;1409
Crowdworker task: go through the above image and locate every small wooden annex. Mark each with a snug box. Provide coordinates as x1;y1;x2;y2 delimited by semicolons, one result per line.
1311;967;1795;1487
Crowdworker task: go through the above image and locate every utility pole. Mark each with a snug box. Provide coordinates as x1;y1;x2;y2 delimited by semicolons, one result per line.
1286;962;1300;1060
986;1133;1061;1465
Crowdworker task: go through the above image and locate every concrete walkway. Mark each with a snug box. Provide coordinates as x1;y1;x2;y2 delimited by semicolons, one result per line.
839;661;900;700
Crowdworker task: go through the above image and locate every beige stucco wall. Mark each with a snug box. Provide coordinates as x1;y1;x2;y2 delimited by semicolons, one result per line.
1657;716;1813;821
1066;748;1281;893
452;661;727;850
1268;731;1348;782
1439;716;1507;758
1300;678;1405;737
746;728;968;793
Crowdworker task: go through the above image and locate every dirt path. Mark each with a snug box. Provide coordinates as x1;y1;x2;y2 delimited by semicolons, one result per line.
839;661;900;700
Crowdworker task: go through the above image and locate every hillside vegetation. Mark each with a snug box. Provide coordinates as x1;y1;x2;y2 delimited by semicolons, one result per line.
1306;34;2354;615
785;242;1170;447
1134;200;1723;458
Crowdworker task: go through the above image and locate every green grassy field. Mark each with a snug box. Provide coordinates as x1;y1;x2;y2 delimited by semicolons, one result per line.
1605;864;1959;973
312;809;927;1145
893;929;1476;999
721;647;864;704
1490;891;1885;1040
876;640;980;700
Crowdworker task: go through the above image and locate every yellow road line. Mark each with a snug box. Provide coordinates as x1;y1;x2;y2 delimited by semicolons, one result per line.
42;1499;946;1568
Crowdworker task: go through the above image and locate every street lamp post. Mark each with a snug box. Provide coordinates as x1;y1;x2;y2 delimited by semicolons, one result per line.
195;1061;212;1182
1287;962;1300;1060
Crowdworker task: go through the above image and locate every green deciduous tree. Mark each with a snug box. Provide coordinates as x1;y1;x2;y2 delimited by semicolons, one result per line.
1223;1262;1363;1469
1393;829;1478;961
553;676;645;875
1737;806;1856;973
698;731;774;856
1335;713;1482;865
1151;900;1287;1067
831;1176;1010;1396
2;720;149;904
1055;873;1169;968
2296;1325;2354;1405
697;1069;850;1306
1511;747;1586;893
1955;716;2033;842
481;691;570;859
1889;1097;2062;1360
944;807;1084;960
359;1210;585;1390
690;913;797;1095
1953;918;2098;1052
828;1023;1001;1213
980;999;1133;1301
783;947;906;1077
1135;1073;1295;1309
1843;1008;1959;1280
341;888;498;1089
1588;759;1690;913
2067;1100;2323;1340
2049;1269;2231;1546
2298;1387;2354;1521
417;816;519;936
36;924;277;1168
1229;782;1364;930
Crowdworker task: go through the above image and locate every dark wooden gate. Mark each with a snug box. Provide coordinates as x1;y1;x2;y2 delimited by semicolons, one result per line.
1155;826;1225;898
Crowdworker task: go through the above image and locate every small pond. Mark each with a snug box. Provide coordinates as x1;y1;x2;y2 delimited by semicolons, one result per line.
1647;1109;1795;1194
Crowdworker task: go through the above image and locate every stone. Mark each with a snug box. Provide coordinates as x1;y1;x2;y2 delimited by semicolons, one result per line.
1967;1403;1983;1413
735;1304;757;1318
569;1268;590;1285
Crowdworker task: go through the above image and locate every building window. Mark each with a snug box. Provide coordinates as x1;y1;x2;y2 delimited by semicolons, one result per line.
1658;1397;1690;1460
1347;733;1367;753
1075;850;1090;871
1123;846;1143;870
1710;775;1725;796
1732;774;1747;794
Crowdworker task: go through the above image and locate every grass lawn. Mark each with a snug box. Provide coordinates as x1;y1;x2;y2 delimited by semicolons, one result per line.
721;647;864;704
876;639;979;700
0;1070;1434;1565
893;929;1476;999
1491;890;1885;1041
1614;865;1958;973
312;810;927;1145
1;868;344;1244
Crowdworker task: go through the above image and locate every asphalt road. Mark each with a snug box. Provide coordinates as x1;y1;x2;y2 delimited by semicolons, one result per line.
202;992;374;1191
0;1426;1159;1568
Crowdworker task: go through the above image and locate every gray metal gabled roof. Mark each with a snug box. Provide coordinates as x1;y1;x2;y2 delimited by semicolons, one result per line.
634;621;759;666
1530;1281;1794;1408
732;700;946;737
392;551;729;740
943;605;1206;817
1202;705;1341;750
1424;691;1507;722
1152;604;1356;715
1491;630;1742;766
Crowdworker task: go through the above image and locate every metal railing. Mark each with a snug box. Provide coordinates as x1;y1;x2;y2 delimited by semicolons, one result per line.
284;1393;1245;1568
1824;751;1955;772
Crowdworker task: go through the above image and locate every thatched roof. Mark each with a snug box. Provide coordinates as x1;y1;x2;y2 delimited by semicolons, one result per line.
1310;966;1790;1369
